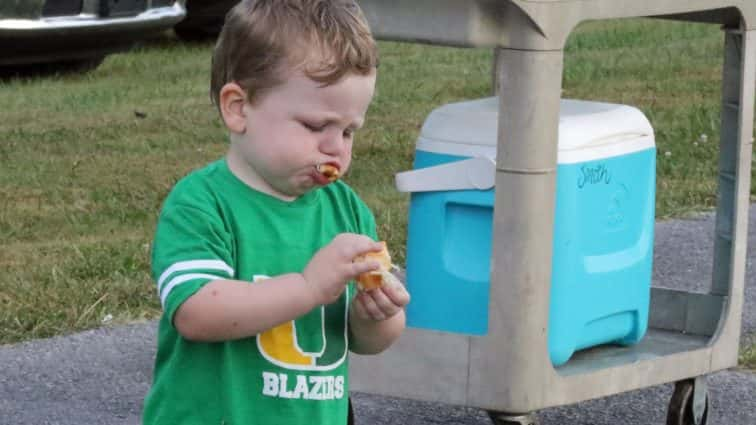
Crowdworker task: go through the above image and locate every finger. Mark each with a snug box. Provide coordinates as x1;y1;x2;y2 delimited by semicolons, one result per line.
330;234;368;259
351;294;371;321
368;288;400;316
351;244;385;262
349;260;380;277
347;236;384;259
382;283;411;307
359;291;385;321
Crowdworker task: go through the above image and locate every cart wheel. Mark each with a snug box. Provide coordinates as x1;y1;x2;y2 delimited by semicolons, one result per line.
666;378;709;425
488;412;539;425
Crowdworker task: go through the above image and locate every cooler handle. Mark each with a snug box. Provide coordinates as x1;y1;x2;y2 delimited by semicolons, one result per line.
395;157;496;193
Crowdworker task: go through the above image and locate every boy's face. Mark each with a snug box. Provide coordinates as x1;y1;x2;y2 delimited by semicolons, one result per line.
228;68;377;201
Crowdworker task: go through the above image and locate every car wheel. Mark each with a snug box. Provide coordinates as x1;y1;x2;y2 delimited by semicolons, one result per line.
52;56;106;74
174;25;219;42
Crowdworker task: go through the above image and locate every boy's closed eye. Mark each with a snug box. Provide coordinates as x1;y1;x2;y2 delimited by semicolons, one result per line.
302;121;327;132
302;121;356;138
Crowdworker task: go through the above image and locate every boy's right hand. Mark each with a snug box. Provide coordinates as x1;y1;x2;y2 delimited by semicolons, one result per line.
303;234;383;305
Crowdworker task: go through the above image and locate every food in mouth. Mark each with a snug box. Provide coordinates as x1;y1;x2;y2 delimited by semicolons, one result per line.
316;164;340;182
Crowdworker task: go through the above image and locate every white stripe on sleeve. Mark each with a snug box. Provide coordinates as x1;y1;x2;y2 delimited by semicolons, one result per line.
157;259;234;291
160;273;227;307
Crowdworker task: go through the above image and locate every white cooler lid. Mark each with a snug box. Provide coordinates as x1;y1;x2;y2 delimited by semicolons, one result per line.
416;97;655;164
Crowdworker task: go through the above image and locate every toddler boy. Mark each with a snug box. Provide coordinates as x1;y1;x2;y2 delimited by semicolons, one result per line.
142;1;410;424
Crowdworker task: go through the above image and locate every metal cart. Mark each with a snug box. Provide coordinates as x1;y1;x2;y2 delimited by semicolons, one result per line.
350;1;755;424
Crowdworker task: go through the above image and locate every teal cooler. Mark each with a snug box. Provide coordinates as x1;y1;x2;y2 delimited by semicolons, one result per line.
396;97;656;366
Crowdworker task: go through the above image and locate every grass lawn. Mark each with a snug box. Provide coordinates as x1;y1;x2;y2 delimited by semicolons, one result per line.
741;337;756;370
0;19;754;367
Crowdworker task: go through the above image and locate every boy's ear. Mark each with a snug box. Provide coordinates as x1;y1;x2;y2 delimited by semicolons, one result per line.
219;82;248;134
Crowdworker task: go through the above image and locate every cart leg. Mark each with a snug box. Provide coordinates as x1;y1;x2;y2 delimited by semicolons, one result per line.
488;411;539;425
666;376;709;425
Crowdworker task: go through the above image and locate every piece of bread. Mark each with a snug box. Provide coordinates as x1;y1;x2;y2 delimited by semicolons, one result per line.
354;241;401;291
317;164;340;182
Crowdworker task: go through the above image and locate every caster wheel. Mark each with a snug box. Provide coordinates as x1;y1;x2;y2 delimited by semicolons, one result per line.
488;412;539;425
667;379;709;425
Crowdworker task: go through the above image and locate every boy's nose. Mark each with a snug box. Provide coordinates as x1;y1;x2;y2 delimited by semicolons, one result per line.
319;130;346;155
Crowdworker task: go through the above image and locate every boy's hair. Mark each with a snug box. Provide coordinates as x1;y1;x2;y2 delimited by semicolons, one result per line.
210;0;378;110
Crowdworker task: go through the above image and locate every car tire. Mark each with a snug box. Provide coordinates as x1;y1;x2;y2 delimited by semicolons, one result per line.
174;25;218;42
53;56;106;74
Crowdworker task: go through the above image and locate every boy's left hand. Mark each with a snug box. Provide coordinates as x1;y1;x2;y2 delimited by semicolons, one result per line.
351;282;410;321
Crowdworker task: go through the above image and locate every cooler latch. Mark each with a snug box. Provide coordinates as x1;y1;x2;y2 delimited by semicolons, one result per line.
395;157;496;193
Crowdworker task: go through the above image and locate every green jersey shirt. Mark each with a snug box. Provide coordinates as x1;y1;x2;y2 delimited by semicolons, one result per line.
143;159;377;425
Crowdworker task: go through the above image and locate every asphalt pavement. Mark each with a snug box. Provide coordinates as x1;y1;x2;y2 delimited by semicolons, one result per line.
1;208;755;425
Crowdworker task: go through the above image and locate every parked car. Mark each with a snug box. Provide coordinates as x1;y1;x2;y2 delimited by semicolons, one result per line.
0;1;186;72
174;0;237;41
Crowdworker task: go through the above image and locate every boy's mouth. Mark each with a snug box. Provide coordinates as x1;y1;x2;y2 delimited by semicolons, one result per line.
315;163;340;183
